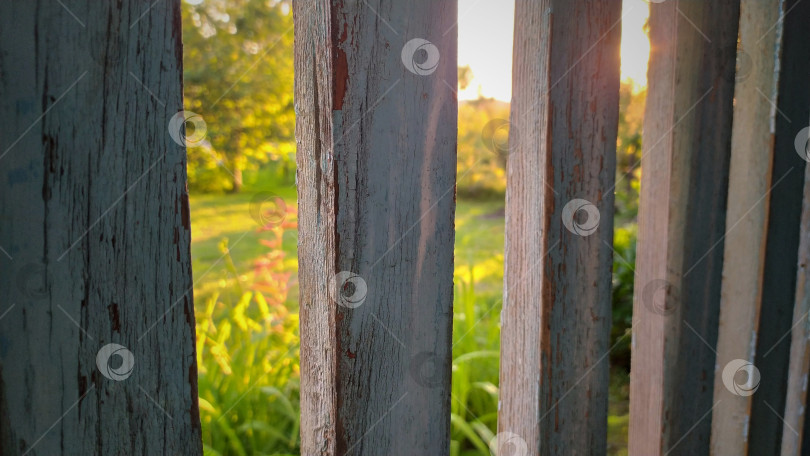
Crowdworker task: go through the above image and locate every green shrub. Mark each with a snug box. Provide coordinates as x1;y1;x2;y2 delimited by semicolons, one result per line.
192;198;636;455
197;291;300;455
610;223;637;374
197;219;300;455
451;269;501;455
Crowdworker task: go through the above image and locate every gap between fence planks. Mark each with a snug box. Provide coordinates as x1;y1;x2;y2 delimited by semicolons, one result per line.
294;1;458;454
498;1;621;454
628;1;740;455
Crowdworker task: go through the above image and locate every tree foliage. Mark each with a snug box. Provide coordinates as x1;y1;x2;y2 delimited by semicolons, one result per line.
457;98;510;198
611;82;645;373
182;0;294;193
454;82;644;203
614;82;645;224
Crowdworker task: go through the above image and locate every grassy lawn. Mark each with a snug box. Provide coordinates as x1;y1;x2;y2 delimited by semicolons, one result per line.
189;170;298;304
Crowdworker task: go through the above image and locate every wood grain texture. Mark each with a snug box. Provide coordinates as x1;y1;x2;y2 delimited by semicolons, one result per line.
711;0;810;454
498;1;621;454
0;1;202;455
294;1;457;454
628;1;740;455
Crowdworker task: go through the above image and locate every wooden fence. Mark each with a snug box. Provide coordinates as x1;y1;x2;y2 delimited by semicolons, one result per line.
2;0;810;454
293;0;810;455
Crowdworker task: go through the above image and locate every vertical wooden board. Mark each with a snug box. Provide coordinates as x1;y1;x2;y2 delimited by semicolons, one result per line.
712;0;810;454
710;0;784;453
746;1;810;454
801;401;810;456
294;2;337;452
0;1;202;455
498;0;621;454
628;1;740;455
782;163;810;456
294;1;457;454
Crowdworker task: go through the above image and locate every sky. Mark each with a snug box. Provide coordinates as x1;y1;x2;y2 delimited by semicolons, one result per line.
457;0;651;101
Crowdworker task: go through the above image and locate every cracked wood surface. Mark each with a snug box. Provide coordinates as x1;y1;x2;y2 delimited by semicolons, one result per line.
0;1;202;454
294;1;457;454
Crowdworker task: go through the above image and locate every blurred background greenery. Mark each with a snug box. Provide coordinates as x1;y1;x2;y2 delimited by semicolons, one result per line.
182;0;647;454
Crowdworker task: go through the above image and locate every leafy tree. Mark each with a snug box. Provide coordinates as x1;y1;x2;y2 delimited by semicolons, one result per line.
183;0;294;193
456;98;510;198
614;82;645;224
458;65;473;91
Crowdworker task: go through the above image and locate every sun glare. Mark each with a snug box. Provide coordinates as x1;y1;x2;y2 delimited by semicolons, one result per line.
619;0;652;92
458;0;651;102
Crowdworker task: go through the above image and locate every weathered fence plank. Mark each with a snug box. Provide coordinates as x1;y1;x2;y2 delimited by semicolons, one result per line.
710;3;785;451
0;1;202;454
628;1;740;455
294;1;457;454
744;0;810;450
782;163;810;455
498;1;621;454
711;0;810;454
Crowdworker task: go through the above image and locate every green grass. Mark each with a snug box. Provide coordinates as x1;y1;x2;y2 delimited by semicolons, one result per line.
189;174;298;304
189;168;629;455
188;177;505;306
